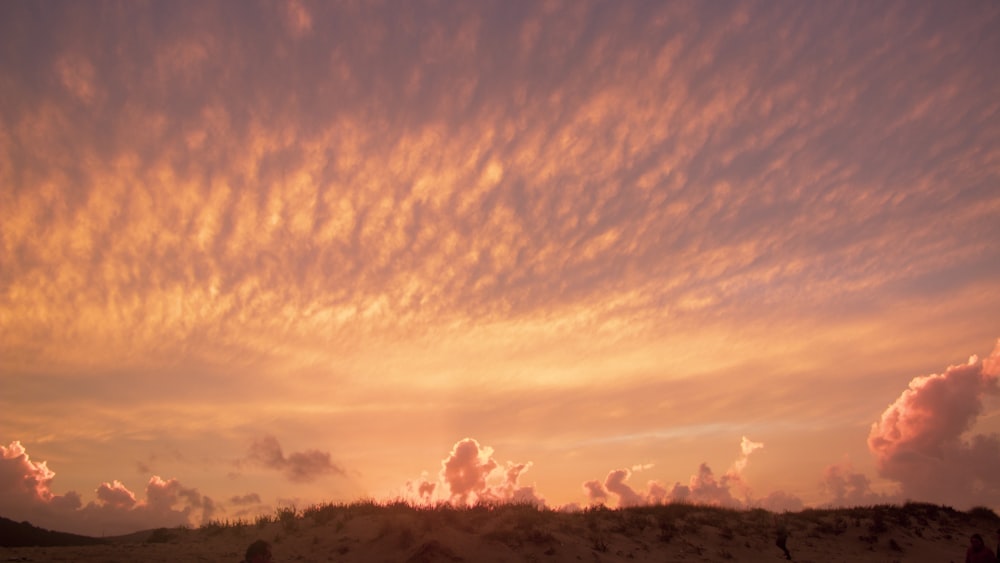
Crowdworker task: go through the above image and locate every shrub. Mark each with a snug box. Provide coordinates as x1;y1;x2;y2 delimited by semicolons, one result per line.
277;505;299;533
255;513;274;529
146;528;173;544
658;518;678;543
967;506;999;520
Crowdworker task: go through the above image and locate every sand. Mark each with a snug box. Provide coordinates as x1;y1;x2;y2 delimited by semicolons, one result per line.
2;502;997;562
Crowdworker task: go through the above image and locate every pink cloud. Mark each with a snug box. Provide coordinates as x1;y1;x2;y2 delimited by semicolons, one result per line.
78;476;213;534
418;480;436;499
820;462;887;507
439;438;497;504
582;479;607;505
733;436;764;475
675;463;741;508
604;469;645;507
404;471;437;502
585;462;740;509
0;441;58;503
647;481;668;504
95;480;137;509
582;436;797;509
406;438;542;506
867;340;1000;507
758;490;804;513
0;440;215;536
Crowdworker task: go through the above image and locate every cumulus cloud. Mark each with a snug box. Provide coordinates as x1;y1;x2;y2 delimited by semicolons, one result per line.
405;438;542;507
821;462;888;507
0;441;80;516
79;475;215;534
440;438;498;504
95;480;136;509
758;490;805;513
405;471;438;502
605;469;646;507
582;479;608;505
247;435;345;483
0;441;214;536
583;436;794;509
666;463;746;508
867;340;1000;508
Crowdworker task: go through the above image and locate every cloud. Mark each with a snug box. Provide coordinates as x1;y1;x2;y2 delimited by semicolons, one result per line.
282;0;313;38
733;436;764;475
440;438;498;504
0;440;214;536
226;492;269;520
406;438;542;507
867;340;1000;508
0;441;79;516
758;490;805;513
405;471;437;502
3;1;997;382
582;479;607;505
230;492;262;506
80;476;215;534
1;0;998;521
95;480;136;509
673;463;742;508
820;462;888;507
247;435;345;483
584;436;783;509
604;469;645;507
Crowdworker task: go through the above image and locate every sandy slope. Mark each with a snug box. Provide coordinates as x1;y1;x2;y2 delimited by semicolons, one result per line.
2;503;997;562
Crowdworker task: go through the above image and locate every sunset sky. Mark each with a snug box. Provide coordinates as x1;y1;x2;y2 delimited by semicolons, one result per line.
2;1;999;536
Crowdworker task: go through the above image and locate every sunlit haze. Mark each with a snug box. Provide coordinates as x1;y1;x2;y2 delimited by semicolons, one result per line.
2;1;999;536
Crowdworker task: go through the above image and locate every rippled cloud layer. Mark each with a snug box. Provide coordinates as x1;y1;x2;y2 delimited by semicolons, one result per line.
1;1;998;531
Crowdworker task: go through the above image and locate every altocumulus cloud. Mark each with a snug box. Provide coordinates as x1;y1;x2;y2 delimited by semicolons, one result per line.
1;1;997;377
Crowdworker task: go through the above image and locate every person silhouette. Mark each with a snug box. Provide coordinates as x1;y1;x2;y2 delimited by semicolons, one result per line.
965;533;995;563
243;540;273;563
774;517;791;560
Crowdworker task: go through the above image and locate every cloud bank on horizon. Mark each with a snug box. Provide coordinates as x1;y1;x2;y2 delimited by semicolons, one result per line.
1;0;999;536
3;340;999;534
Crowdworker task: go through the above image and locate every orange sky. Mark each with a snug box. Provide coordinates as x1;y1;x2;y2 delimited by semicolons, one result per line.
2;1;999;535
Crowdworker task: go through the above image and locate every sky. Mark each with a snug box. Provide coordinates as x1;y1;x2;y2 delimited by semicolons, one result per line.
1;0;999;536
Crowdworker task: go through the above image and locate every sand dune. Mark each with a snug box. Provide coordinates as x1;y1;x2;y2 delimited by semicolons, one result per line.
2;502;997;562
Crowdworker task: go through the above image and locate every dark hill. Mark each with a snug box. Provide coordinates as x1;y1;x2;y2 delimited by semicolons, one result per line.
0;516;107;547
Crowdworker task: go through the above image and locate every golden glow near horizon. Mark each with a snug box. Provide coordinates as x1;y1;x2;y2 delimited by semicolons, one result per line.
1;1;999;535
